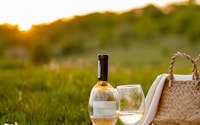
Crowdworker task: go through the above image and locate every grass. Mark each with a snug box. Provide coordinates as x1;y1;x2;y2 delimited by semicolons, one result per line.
0;65;94;125
0;40;200;124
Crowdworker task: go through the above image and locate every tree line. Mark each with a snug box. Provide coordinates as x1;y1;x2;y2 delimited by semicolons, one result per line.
0;2;200;64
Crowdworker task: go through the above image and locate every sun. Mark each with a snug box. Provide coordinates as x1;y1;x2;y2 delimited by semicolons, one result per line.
18;23;32;31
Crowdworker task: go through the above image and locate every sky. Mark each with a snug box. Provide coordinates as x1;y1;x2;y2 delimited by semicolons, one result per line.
0;0;190;31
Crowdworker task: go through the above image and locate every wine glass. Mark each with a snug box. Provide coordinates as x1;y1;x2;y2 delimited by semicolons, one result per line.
88;87;119;125
117;84;145;125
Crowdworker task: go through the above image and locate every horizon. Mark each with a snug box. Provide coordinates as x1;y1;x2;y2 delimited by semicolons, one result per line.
0;0;195;31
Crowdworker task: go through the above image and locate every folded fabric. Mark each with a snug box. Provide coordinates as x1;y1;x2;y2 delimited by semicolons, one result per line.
137;74;193;125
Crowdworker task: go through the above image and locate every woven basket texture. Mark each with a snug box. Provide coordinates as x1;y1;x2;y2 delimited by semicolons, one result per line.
153;80;200;125
153;52;200;125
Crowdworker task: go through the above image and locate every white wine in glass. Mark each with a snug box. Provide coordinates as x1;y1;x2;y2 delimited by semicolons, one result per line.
117;84;145;125
88;54;119;125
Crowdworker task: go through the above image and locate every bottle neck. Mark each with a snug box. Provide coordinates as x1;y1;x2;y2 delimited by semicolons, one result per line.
98;55;108;81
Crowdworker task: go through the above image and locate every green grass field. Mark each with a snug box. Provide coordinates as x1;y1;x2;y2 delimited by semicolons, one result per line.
0;41;199;125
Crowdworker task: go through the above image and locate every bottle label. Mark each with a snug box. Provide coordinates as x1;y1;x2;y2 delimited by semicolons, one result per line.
98;60;100;79
93;101;116;118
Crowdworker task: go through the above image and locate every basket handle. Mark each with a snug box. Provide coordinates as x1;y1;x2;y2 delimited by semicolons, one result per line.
195;54;200;77
168;52;199;86
195;54;200;64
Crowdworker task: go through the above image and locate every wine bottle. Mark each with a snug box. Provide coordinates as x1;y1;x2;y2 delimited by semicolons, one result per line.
88;54;119;125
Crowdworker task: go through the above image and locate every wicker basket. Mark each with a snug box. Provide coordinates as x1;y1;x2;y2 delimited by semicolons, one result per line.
196;54;200;68
153;52;200;125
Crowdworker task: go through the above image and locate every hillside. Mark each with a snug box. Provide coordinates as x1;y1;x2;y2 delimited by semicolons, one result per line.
0;3;200;64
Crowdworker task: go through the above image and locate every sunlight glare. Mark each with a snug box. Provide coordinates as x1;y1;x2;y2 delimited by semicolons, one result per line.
18;23;32;31
0;0;194;29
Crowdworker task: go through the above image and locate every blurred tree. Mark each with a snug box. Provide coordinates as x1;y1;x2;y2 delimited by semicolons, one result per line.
30;37;53;64
61;36;84;55
142;4;164;19
188;0;196;5
1;3;200;62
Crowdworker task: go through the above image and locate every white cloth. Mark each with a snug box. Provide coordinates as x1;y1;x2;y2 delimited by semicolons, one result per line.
137;74;193;125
